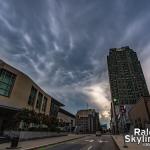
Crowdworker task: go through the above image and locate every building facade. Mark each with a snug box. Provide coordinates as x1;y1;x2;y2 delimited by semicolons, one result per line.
107;46;149;133
57;108;75;132
75;109;100;133
129;96;150;129
0;59;64;133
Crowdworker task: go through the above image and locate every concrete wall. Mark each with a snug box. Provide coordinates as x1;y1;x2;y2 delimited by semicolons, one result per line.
4;131;67;140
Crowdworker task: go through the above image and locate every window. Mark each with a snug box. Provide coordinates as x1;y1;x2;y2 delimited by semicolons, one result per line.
71;120;73;126
36;92;43;109
50;102;59;117
0;69;16;97
42;97;47;112
28;86;37;106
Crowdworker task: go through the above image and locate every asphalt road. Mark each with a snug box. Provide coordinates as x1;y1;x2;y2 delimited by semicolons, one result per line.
39;135;119;150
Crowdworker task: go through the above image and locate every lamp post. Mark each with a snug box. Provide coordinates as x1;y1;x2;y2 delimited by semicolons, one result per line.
113;98;119;134
120;105;128;148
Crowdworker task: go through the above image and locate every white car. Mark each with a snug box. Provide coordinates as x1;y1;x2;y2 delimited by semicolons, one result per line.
96;131;101;136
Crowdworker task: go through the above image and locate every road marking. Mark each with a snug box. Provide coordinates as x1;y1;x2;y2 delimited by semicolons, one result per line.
98;140;109;143
71;141;75;143
87;146;93;150
85;139;94;143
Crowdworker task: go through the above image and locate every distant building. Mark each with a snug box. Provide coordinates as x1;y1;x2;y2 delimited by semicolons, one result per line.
0;59;64;134
129;96;150;129
101;124;107;130
107;46;149;133
57;108;75;132
76;109;100;133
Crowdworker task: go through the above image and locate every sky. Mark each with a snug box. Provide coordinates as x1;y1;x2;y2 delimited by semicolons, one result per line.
0;0;150;126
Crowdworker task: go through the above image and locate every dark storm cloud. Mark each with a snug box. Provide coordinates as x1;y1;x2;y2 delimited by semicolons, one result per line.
1;0;150;125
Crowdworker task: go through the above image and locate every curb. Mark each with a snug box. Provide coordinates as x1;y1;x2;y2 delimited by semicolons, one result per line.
111;135;121;150
24;136;87;150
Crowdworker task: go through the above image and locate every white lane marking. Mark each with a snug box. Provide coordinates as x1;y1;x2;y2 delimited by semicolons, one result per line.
71;141;75;143
87;146;93;150
98;140;109;143
85;139;94;143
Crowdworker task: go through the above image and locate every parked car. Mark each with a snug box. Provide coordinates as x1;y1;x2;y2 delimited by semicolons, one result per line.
96;131;101;136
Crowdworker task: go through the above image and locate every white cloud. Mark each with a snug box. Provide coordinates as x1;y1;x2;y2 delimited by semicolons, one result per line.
69;35;74;50
24;33;32;46
0;14;17;33
140;44;150;91
121;14;150;43
49;14;60;39
82;81;111;120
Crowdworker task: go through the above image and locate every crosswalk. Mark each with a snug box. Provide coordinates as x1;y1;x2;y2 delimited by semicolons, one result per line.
85;139;94;143
84;139;109;143
87;145;93;150
98;140;109;143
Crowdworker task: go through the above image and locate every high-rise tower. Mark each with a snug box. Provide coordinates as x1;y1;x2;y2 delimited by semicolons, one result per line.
107;46;149;133
107;46;149;105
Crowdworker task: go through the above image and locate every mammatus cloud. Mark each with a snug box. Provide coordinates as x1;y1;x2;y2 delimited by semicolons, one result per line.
1;0;150;126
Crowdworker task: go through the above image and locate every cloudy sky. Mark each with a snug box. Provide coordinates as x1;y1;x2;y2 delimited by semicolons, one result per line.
0;0;150;125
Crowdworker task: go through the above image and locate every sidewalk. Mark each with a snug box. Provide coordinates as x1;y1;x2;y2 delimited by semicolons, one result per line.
0;134;86;150
112;135;150;150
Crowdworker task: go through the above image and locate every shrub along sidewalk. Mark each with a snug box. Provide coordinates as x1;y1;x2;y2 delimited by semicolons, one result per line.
10;109;60;132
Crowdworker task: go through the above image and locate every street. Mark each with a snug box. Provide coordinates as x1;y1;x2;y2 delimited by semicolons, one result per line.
38;135;119;150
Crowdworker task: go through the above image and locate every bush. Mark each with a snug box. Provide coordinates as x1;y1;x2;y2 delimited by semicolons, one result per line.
13;109;59;131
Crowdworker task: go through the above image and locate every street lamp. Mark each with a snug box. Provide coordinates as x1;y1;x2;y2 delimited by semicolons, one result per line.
113;98;119;134
113;98;119;105
120;105;128;148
